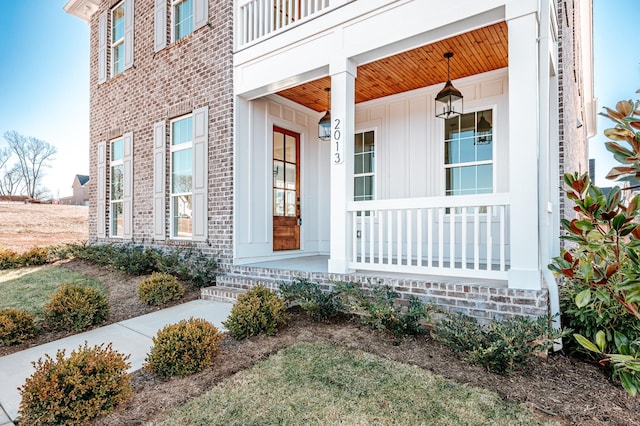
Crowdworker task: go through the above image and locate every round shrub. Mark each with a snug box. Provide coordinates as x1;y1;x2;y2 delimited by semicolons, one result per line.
0;308;39;345
18;342;131;425
42;284;109;332
145;318;223;378
137;272;184;306
223;285;288;339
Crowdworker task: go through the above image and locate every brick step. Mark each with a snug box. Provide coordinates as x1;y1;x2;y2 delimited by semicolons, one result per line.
217;273;283;292
200;286;246;303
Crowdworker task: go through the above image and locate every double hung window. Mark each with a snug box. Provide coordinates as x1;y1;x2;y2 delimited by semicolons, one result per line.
354;130;375;201
170;115;193;238
111;2;125;77
173;0;194;41
444;109;493;196
110;138;124;237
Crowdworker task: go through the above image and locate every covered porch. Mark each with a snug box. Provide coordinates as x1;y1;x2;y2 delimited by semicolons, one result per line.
233;0;559;295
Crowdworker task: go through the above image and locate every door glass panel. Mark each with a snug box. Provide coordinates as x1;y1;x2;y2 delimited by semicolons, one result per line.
273;189;285;216
285;163;296;189
286;190;296;217
273;132;284;160
273;160;285;188
285;135;296;163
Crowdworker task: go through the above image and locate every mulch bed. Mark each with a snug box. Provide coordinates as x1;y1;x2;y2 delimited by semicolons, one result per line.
3;260;639;425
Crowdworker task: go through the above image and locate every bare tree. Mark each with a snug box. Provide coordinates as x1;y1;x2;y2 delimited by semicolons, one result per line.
0;164;23;196
3;131;57;198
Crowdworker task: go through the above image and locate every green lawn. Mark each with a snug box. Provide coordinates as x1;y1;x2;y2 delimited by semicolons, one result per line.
0;266;105;314
161;342;557;426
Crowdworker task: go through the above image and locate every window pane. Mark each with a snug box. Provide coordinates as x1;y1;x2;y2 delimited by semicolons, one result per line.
460;166;476;193
111;139;123;162
459;137;475;163
445;139;458;164
273;189;285;216
354;176;365;200
273;160;285;188
444;117;458;140
363;153;374;173
476;137;492;161
174;0;193;41
285;163;296;190
273;131;284;160
363;131;374;151
172;117;192;146
285;190;296;217
285;135;296;163
354;132;363;153
460;112;475;134
477;164;493;193
113;43;124;76
172;195;192;237
445;167;460;196
111;164;123;200
364;176;373;200
111;201;123;237
112;4;124;42
172;148;192;193
354;153;363;174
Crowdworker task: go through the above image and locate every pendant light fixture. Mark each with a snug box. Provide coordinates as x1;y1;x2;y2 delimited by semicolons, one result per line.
318;88;331;141
435;52;463;119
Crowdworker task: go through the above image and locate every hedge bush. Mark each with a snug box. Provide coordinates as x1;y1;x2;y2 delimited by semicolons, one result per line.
0;246;50;270
137;273;184;306
0;308;39;345
145;318;223;378
19;342;131;425
278;278;342;321
42;284;110;332
223;286;288;339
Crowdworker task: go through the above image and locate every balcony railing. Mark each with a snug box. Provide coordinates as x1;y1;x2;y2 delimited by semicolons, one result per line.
237;0;335;47
347;193;511;280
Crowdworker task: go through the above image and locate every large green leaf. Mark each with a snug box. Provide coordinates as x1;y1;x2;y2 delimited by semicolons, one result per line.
574;334;601;354
619;371;639;397
596;330;607;353
575;289;591;308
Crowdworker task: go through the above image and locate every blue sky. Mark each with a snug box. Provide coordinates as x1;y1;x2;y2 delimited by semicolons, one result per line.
0;1;638;196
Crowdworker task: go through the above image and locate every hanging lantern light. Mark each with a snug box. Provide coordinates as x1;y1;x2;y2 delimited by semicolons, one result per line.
318;88;331;141
435;52;463;119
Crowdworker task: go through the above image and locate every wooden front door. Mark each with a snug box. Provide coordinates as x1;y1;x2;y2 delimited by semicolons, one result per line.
273;127;301;251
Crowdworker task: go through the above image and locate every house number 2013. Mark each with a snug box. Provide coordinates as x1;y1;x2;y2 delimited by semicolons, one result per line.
332;118;344;165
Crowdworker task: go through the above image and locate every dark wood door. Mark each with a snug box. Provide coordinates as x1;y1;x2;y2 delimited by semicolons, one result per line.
273;127;300;251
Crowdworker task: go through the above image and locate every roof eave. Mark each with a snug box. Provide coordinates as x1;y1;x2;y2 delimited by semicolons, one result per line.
64;0;100;22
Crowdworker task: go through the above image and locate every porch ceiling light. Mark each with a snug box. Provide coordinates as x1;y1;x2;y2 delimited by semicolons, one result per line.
318;87;331;141
435;52;463;119
318;88;331;141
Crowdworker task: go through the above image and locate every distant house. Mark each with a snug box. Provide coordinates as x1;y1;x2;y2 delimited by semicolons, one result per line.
60;174;90;206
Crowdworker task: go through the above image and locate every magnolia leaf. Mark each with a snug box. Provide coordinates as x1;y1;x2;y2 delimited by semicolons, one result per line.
605;141;634;156
574;334;602;354
614;331;630;354
612;214;627;231
619;372;639;397
595;330;607;352
606;166;637;180
602;107;625;120
617;100;633;116
575;289;591;308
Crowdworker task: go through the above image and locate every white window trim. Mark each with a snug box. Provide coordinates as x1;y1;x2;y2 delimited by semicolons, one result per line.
109;137;124;238
443;106;496;197
171;0;192;43
353;127;377;202
169;114;193;240
110;1;124;78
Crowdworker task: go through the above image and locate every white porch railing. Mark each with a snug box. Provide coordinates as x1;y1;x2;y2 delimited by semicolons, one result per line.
347;193;511;280
237;0;336;47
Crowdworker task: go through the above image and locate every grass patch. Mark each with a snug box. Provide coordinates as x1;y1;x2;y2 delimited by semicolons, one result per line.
162;342;558;426
0;266;105;314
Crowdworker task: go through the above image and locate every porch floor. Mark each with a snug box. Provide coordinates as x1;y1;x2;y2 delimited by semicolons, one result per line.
243;255;507;287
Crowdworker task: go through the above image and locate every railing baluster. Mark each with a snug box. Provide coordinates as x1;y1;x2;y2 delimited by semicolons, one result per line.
387;210;393;265
351;210;357;263
473;206;480;270
427;208;433;267
449;209;455;269
486;206;492;271
406;209;412;266
438;208;444;268
378;210;384;265
369;211;375;263
500;205;506;271
461;207;467;269
397;210;403;265
416;209;423;267
360;211;366;263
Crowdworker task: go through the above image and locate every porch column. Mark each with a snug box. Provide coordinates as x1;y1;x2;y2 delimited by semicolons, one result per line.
327;59;357;273
506;5;542;290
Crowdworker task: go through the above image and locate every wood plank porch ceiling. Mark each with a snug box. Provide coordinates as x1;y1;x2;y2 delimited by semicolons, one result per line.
276;22;508;113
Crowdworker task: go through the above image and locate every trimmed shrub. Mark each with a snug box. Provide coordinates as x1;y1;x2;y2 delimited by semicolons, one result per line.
0;308;39;345
0;246;50;270
433;313;566;374
223;286;288;339
19;342;131;425
42;284;110;332
279;278;342;321
137;273;184;306
145;318;223;378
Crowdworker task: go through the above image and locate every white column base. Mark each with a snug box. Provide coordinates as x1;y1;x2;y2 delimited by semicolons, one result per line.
327;258;354;274
508;268;542;290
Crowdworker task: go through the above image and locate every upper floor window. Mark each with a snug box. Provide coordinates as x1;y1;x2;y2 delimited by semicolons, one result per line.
110;137;124;238
444;109;493;196
170;115;193;238
354;130;375;202
111;2;125;77
173;0;194;42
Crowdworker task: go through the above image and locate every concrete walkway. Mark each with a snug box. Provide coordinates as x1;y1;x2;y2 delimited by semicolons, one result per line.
0;299;233;425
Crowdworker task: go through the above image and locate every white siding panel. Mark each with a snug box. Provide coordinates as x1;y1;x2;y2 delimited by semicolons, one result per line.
388;101;406;199
97;141;107;238
154;0;167;52
408;96;428;198
124;0;135;70
122;132;133;240
98;11;107;84
192;106;208;241
153;121;166;240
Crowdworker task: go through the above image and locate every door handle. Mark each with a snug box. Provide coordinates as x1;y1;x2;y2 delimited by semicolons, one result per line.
297;216;302;226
